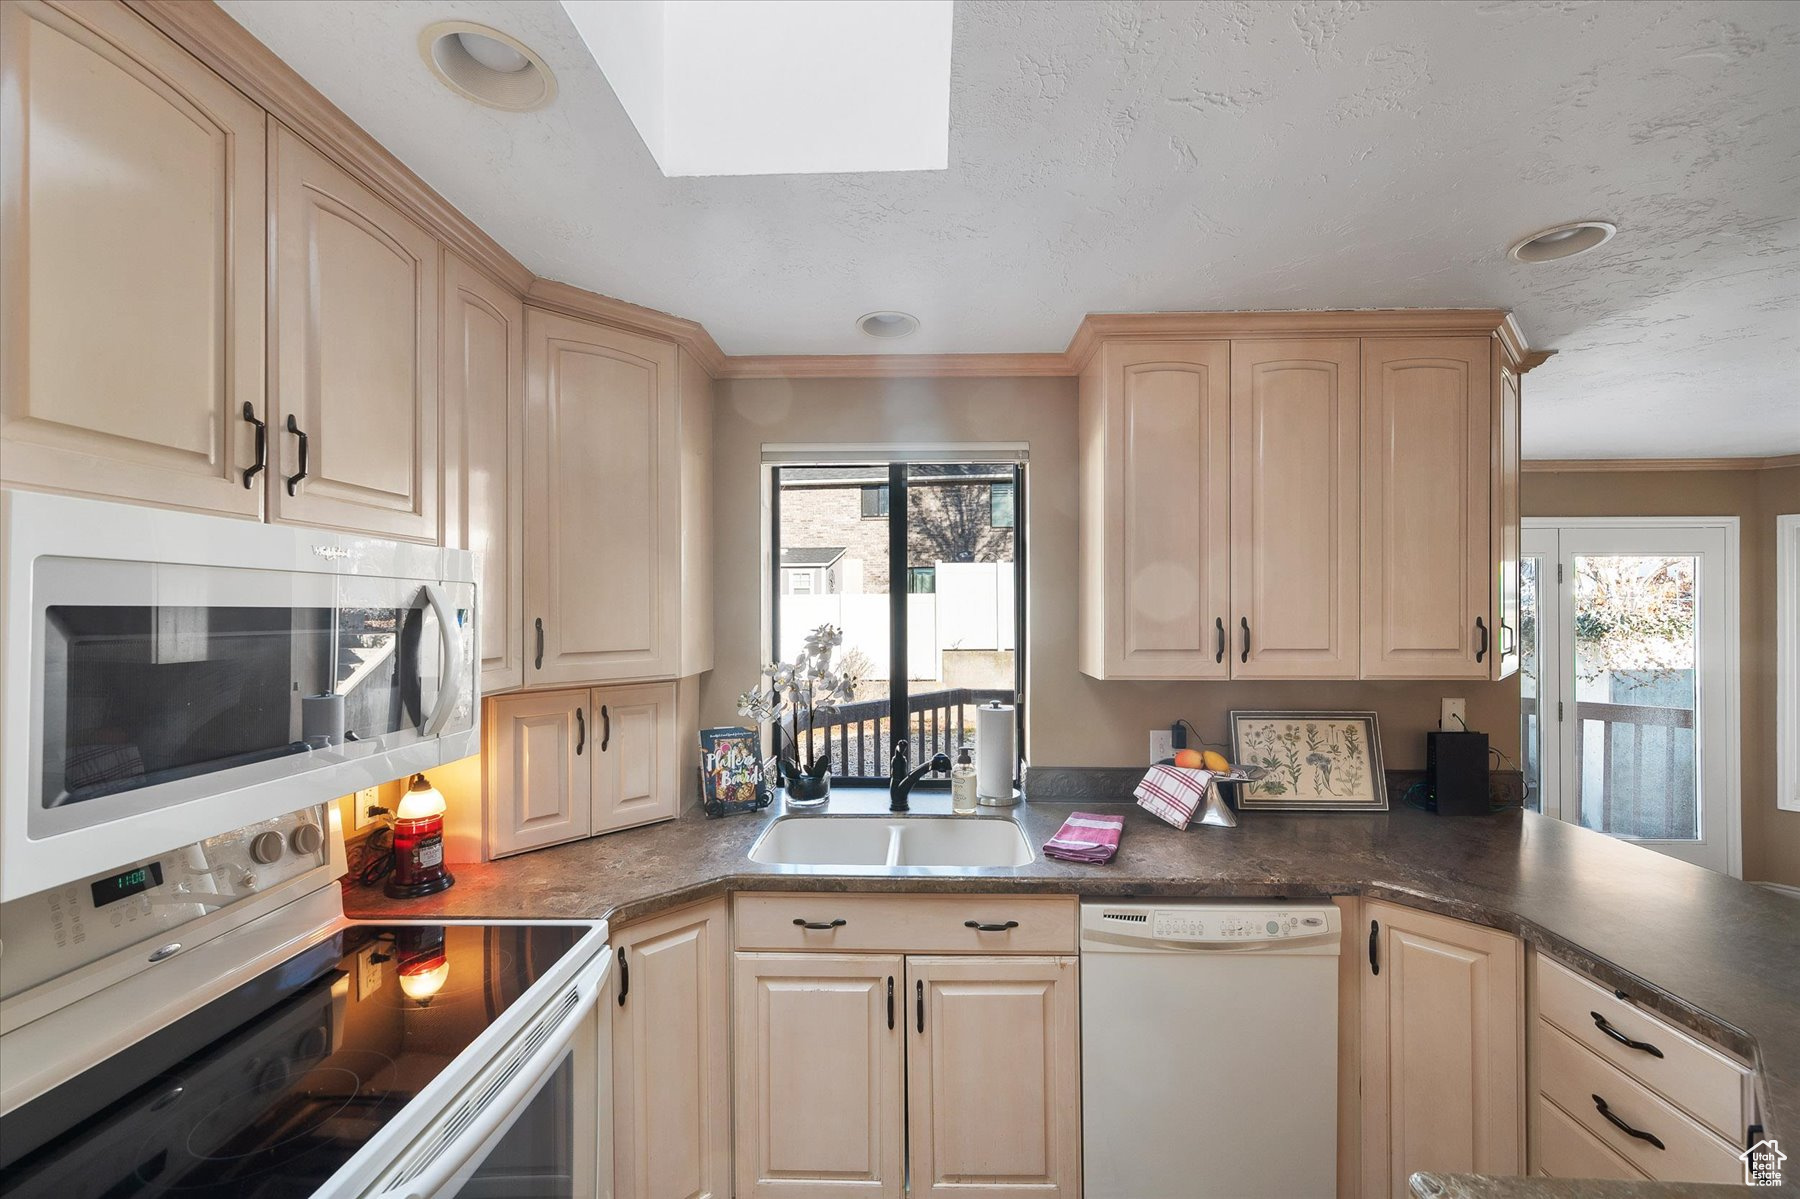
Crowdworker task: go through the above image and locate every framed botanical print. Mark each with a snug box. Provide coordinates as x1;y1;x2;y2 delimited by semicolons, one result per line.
1229;711;1388;811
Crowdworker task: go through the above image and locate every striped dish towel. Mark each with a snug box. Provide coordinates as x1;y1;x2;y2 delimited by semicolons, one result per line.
1043;811;1124;864
1134;765;1215;830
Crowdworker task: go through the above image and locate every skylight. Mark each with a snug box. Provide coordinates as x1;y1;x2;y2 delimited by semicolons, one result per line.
559;0;953;178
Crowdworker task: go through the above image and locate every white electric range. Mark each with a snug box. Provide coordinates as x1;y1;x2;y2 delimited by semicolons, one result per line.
0;805;612;1198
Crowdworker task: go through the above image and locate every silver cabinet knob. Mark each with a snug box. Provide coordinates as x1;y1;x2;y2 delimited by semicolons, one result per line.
250;831;285;864
289;822;324;855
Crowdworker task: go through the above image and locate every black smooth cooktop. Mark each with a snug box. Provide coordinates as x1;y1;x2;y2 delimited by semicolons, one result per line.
0;922;586;1198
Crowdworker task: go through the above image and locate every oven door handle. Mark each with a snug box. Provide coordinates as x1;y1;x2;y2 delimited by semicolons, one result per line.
421;584;466;738
381;950;609;1199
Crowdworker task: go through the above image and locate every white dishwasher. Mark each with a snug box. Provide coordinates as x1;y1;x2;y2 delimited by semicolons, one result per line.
1080;900;1342;1199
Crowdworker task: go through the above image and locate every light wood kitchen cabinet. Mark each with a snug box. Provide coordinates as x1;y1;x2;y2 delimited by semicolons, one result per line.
524;309;712;686
1360;337;1493;679
734;953;907;1198
1493;360;1522;681
486;681;687;856
441;251;524;695
269;122;440;541
485;689;591;857
1360;899;1524;1199
907;956;1082;1197
590;681;683;836
0;0;266;518
1231;338;1362;679
614;899;731;1199
1076;341;1231;679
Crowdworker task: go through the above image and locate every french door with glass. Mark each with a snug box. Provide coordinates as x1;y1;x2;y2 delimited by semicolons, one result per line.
1520;520;1738;875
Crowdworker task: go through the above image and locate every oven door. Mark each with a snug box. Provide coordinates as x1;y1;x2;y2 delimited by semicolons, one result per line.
8;553;473;901
369;950;611;1199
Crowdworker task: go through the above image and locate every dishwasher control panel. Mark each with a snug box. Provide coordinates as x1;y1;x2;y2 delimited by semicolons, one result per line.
1150;907;1332;942
1083;901;1341;948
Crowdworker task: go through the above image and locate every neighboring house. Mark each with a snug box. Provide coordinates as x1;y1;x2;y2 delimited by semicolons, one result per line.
778;546;848;595
778;465;1015;594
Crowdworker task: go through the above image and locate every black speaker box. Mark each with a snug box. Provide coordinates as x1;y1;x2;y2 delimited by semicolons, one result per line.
1426;731;1490;816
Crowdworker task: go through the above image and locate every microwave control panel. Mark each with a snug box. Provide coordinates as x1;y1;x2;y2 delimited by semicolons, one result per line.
0;805;332;1002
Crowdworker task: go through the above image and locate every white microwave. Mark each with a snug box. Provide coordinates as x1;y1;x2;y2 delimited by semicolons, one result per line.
0;491;478;902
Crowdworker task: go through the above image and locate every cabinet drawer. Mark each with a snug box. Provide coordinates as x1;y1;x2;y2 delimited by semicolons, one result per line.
1534;1095;1646;1182
1537;1021;1741;1184
1536;954;1747;1141
734;893;1077;954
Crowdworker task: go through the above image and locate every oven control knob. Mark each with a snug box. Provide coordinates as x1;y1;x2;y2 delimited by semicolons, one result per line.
290;823;325;855
250;831;285;864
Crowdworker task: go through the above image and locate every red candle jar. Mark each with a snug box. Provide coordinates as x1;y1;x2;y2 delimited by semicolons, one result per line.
385;773;456;898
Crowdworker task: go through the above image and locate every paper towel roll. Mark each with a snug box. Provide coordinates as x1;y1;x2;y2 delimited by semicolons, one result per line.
975;702;1016;799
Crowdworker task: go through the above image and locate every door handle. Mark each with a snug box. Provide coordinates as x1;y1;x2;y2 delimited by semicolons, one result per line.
535;618;544;670
616;947;628;1006
1369;919;1380;975
284;414;309;496
887;976;895;1030
1215;617;1225;664
575;707;585;755
1592;1094;1665;1150
1591;1011;1664;1058
1240;617;1251;664
1475;616;1489;663
420;585;465;737
241;402;266;489
916;979;924;1034
963;920;1019;933
791;918;846;931
601;704;611;751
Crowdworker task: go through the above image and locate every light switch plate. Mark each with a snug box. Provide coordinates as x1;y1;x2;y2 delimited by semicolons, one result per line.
1440;698;1468;732
352;787;381;831
1149;730;1174;764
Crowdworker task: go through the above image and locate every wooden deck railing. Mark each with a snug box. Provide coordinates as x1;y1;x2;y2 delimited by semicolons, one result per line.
1524;697;1697;839
794;688;1014;778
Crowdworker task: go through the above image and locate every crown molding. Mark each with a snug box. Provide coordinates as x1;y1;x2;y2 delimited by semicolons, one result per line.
718;353;1070;381
525;279;729;378
127;0;534;297
1522;455;1800;473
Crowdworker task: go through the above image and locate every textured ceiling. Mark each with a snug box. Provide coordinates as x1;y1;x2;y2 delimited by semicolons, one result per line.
219;0;1800;458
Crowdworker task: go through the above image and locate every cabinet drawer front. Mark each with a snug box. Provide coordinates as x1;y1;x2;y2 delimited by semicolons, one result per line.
1536;1021;1741;1184
1534;1095;1646;1182
734;894;1077;954
1536;955;1747;1141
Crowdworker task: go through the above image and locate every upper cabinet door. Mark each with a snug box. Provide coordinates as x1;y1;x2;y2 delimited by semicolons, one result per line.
1078;341;1231;679
1494;360;1522;681
1229;339;1361;679
442;253;524;694
0;0;265;517
591;681;681;835
524;309;680;685
1361;337;1493;679
269;123;440;541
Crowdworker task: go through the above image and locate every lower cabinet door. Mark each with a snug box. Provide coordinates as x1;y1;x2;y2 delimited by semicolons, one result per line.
613;899;731;1199
591;682;680;835
906;956;1082;1197
485;689;591;857
733;953;906;1198
1361;900;1524;1199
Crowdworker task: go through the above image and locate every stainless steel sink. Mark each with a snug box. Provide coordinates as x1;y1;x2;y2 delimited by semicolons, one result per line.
748;815;1035;869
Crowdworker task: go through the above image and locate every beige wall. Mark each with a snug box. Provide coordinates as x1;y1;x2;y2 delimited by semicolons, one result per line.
1521;465;1800;885
702;376;1521;777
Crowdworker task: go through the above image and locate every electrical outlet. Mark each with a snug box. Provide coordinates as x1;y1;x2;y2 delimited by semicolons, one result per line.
352;787;381;831
357;945;385;999
1149;730;1174;764
1441;698;1468;732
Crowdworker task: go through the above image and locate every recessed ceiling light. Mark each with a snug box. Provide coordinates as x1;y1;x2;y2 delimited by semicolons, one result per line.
419;22;556;112
1508;220;1618;264
858;311;920;340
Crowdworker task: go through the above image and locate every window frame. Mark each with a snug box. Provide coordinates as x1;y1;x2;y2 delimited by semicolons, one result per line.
1779;514;1800;812
770;461;1026;786
859;484;889;519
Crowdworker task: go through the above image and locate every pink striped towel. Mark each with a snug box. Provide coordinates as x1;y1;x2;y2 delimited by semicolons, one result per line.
1134;765;1216;830
1043;811;1125;864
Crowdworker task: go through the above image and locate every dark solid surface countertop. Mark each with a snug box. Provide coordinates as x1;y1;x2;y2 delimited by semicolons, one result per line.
346;789;1800;1176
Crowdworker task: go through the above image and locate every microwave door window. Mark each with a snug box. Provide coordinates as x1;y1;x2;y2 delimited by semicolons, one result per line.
332;605;424;745
41;605;322;810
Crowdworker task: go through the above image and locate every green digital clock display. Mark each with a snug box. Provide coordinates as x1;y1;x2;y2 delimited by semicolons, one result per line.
91;861;163;908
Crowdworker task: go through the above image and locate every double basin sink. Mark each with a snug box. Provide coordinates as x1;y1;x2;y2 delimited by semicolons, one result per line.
748;814;1035;869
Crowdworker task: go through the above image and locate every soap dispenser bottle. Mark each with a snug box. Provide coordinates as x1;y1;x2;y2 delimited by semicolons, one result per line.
951;745;978;814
